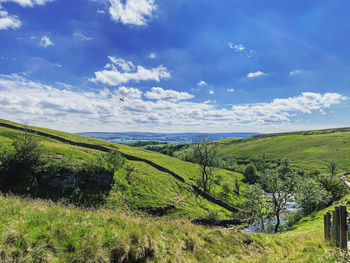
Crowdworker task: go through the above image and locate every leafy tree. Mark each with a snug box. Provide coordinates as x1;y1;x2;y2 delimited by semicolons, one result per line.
318;174;347;203
295;178;331;214
277;158;292;177
0;129;44;192
244;163;259;183
244;184;271;232
193;135;218;193
260;169;299;233
327;161;337;177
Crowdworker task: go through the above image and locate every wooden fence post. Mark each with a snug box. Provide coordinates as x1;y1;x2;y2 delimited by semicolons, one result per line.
335;206;341;247
340;205;347;251
332;210;336;243
324;214;328;240
324;212;331;241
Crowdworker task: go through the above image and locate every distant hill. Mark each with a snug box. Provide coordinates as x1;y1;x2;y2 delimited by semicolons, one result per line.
174;127;350;172
77;132;261;144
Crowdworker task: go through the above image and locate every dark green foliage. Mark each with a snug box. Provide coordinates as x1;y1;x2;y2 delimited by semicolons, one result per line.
244;163;259;183
0;131;44;192
0;131;125;206
129;141;168;147
327;161;337;177
295;178;331;215
317;174;348;203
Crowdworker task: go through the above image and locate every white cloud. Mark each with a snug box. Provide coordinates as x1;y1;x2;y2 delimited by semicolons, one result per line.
39;36;54;48
0;5;21;30
89;56;171;86
227;88;234;93
0;74;347;132
74;32;93;41
149;53;156;59
107;0;156;26
0;0;54;7
0;0;54;30
145;87;194;101
247;71;267;78
209;90;214;95
97;9;105;14
228;43;245;52
197;80;207;87
289;69;303;76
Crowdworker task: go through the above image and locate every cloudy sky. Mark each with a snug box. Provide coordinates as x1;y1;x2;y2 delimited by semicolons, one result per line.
0;0;350;133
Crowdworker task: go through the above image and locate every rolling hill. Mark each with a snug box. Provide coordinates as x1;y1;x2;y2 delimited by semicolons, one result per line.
174;127;350;172
0;119;245;219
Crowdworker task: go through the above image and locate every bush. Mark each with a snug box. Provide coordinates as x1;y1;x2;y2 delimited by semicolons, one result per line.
244;163;259;183
317;174;348;203
0;131;44;192
295;177;331;214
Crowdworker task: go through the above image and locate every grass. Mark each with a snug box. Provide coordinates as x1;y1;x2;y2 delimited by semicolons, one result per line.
175;128;350;172
0;119;244;219
1;119;350;262
0;194;347;263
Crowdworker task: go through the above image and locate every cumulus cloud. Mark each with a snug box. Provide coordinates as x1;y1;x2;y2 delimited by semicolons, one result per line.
39;36;54;47
289;69;303;76
89;56;171;86
227;88;234;92
0;6;21;30
209;90;214;94
0;0;54;30
0;74;347;131
145;87;194;101
197;80;207;87
247;71;267;78
107;0;156;26
149;53;156;59
0;0;54;7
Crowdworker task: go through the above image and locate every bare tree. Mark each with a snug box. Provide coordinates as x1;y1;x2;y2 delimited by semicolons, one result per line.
193;135;218;193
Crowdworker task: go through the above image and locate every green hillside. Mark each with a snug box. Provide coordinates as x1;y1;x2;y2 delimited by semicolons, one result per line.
0;193;346;262
0;119;244;219
175;127;350;172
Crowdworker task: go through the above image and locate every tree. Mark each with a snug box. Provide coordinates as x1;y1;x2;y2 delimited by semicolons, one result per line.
0;128;44;192
244;184;271;232
295;177;331;215
318;173;347;203
327;161;337;177
244;163;259;183
260;169;299;233
193;135;218;193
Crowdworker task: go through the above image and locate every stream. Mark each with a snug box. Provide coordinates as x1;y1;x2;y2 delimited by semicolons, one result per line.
242;196;299;233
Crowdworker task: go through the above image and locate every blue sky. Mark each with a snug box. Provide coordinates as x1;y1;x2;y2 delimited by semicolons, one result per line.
0;0;349;133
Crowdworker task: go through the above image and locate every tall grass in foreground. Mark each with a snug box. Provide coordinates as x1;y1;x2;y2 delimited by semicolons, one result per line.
0;194;348;263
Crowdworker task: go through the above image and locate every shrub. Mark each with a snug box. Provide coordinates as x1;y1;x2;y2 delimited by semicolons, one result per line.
244;163;259;183
295;177;331;214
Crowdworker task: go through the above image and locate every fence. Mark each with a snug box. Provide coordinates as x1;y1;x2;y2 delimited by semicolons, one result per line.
324;205;348;251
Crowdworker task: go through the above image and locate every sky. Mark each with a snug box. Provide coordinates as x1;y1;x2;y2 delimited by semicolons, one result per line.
0;0;350;133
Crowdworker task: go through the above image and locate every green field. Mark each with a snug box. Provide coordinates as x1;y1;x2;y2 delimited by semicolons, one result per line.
0;119;244;219
175;127;350;172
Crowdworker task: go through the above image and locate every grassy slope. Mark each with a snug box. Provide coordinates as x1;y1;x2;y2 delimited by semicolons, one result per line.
0;119;244;219
0;194;345;263
176;128;350;172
